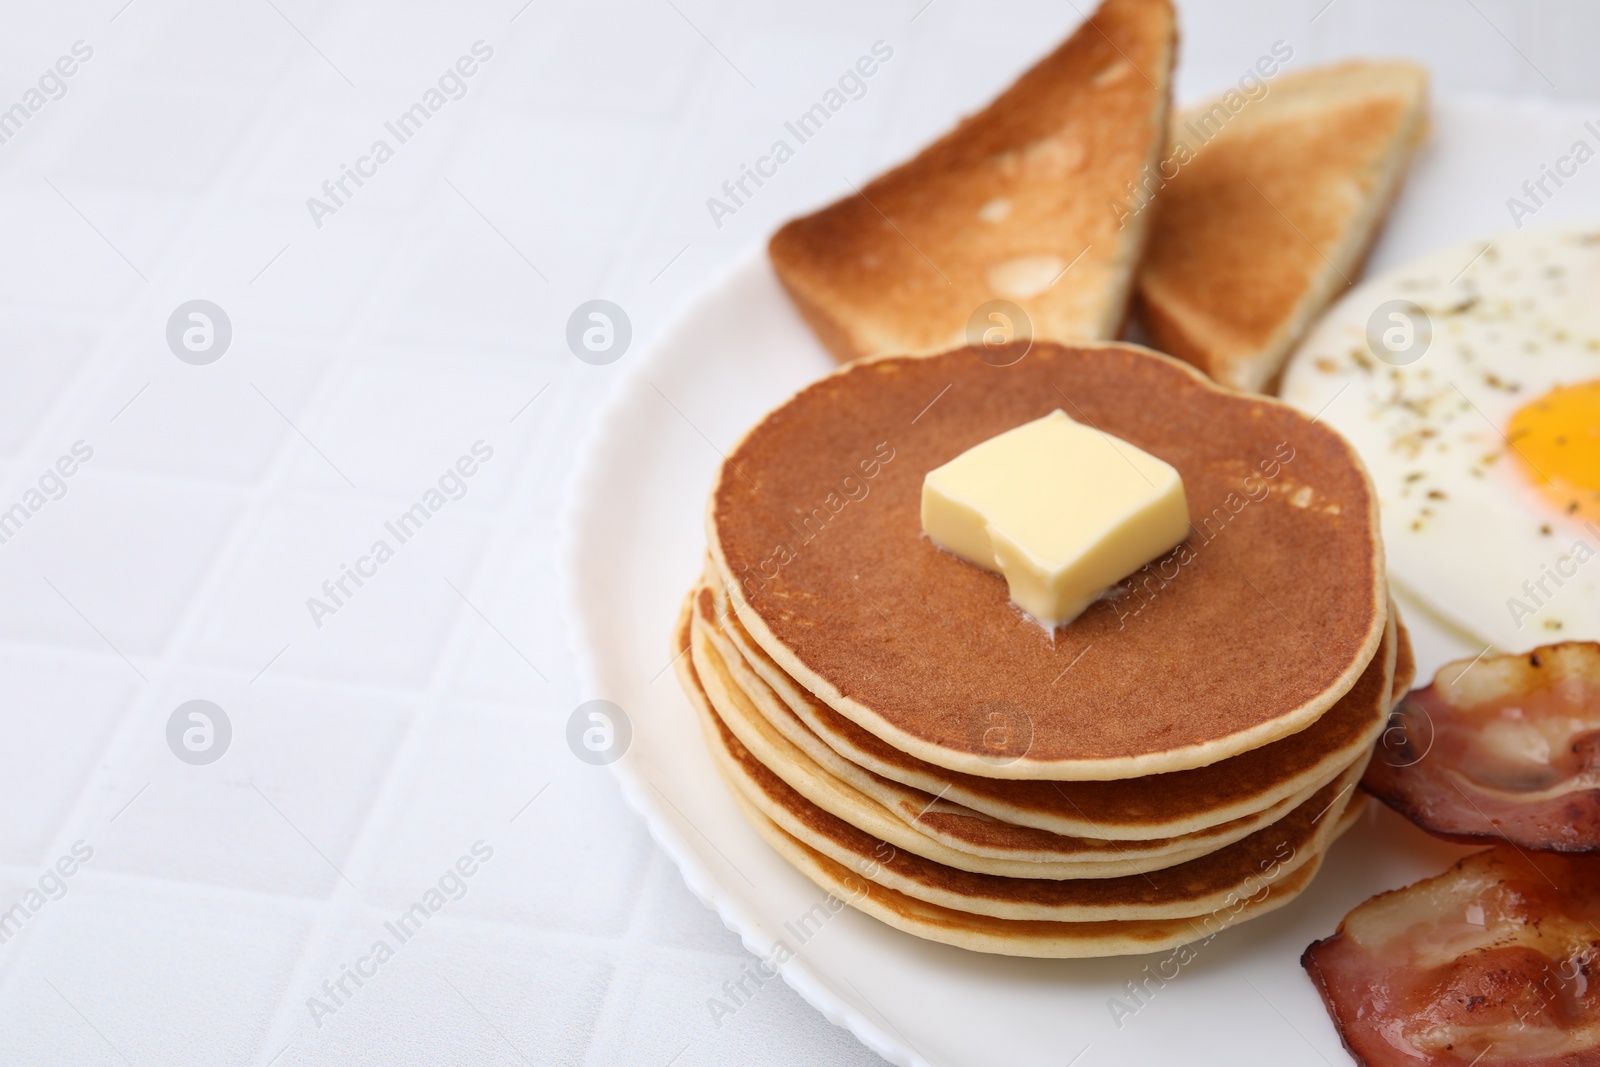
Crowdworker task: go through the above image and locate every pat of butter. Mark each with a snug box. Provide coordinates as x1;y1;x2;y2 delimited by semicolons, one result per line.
921;410;1189;628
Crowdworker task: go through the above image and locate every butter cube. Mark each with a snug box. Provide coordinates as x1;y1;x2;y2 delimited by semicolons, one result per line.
921;410;1190;627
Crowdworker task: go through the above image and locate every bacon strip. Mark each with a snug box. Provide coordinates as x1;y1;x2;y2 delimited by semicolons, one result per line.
1363;642;1600;851
1303;847;1600;1066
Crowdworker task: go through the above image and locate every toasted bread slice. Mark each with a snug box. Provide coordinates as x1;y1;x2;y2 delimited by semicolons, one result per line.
1135;61;1429;393
769;0;1176;363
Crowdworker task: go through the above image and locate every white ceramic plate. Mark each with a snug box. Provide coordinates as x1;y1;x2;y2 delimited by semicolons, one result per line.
563;95;1600;1066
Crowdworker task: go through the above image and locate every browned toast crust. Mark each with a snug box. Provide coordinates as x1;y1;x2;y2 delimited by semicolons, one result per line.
770;0;1177;362
1136;61;1429;392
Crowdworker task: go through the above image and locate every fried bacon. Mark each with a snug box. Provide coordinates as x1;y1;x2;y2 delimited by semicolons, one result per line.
1363;642;1600;851
1303;847;1600;1066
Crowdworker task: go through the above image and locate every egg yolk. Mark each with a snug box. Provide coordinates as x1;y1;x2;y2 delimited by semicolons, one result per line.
1508;379;1600;523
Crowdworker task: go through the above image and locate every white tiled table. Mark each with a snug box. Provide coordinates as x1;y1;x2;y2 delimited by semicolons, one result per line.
0;1;1593;1063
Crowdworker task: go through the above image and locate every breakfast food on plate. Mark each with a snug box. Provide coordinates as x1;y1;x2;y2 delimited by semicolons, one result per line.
1364;641;1600;851
679;598;1371;957
709;343;1386;779
673;340;1407;956
702;575;1408;856
1281;225;1600;651
1303;847;1600;1066
745;788;1358;959
768;0;1175;363
700;659;1365;924
1137;61;1429;393
690;578;1399;879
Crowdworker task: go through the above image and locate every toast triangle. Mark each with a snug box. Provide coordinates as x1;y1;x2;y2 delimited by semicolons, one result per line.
1136;60;1429;393
769;0;1177;363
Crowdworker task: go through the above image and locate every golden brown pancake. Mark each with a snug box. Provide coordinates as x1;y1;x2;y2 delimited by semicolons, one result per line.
730;786;1358;958
689;592;1257;878
708;343;1386;779
698;668;1366;921
690;581;1328;873
671;596;1365;956
708;573;1405;839
680;616;1368;922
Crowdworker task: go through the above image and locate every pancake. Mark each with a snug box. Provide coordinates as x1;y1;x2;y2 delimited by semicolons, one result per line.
671;594;1365;956
689;591;1246;878
690;581;1322;872
708;343;1387;780
731;785;1360;958
698;667;1367;922
711;571;1406;840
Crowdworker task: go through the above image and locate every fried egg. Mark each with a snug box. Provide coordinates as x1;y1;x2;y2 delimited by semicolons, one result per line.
1282;225;1600;652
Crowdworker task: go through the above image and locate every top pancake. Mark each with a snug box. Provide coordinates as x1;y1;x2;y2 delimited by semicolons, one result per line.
708;342;1386;779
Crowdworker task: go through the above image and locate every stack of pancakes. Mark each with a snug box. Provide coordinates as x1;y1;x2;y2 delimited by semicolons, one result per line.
675;343;1411;958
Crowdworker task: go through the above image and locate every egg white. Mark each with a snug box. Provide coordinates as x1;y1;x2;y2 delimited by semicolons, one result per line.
1281;225;1600;653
